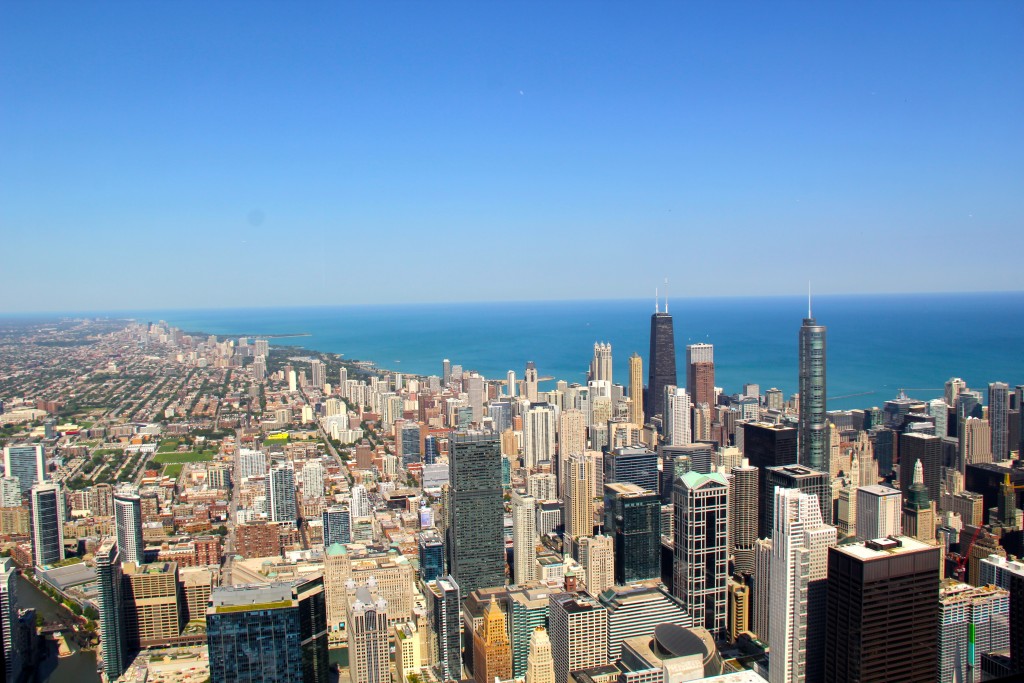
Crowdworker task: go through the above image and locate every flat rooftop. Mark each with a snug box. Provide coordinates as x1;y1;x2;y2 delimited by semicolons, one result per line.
836;535;933;561
209;583;294;612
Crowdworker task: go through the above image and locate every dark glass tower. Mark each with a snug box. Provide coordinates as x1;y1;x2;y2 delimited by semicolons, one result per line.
96;538;130;681
647;308;677;423
418;529;445;582
742;422;799;537
798;313;827;470
603;482;661;584
764;464;832;529
824;537;939;683
898;432;942;503
206;576;330;683
447;431;506;593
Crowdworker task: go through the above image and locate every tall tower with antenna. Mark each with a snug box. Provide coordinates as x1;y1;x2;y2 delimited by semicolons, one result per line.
647;281;677;424
799;284;827;470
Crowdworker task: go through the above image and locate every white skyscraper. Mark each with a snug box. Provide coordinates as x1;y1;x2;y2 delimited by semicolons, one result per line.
526;627;556;683
507;370;517;398
351;484;372;518
673;471;729;636
237;448;267;481
346;579;390;683
664;386;692;446
266;463;297;524
3;444;46;495
524;403;557;469
113;488;144;566
301;460;325;497
512;491;539;585
768;489;837;683
589;342;613;383
856;484;902;540
578;534;614;596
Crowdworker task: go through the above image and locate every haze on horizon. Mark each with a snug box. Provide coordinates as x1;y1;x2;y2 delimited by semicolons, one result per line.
1;2;1022;314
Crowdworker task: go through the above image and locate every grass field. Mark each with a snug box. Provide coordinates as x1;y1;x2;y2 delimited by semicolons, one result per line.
162;463;184;478
152;452;213;464
157;440;181;453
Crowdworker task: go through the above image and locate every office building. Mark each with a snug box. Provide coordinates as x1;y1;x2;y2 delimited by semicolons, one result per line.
664;386;692;446
30;482;64;567
856;485;902;541
237;448;267;481
266;464;297;525
729;461;758;575
114;489;145;566
322;504;351;546
989;382;1010;462
727;578;750;643
399;421;422;466
549;592;609;683
899;432;942;503
765;465;831;529
903;460;936;543
427;576;462;682
310;359;326;389
564;452;596;553
96;539;130;681
206;576;329;683
686;343;715;409
473;596;513;683
512;491;539;584
960;418;993;471
525;362;539;403
3;444;45;495
938;581;1009;683
123;561;182;647
527;627;556;683
753;538;773;643
604;446;658;494
346;580;390;683
824;537;940;683
589;342;613;383
599;584;692;660
768;489;837;683
603;483;661;584
742;422;798;537
798;312;827;470
559;409;587;479
578;534;614;596
447;432;505;593
629;353;645;426
647;302;677;422
524;403;557;469
673;471;729;636
418;529;445;583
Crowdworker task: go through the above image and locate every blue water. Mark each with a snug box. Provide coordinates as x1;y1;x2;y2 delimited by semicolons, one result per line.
133;293;1024;411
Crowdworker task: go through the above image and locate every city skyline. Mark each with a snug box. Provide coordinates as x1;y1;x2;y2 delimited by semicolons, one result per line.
2;2;1023;312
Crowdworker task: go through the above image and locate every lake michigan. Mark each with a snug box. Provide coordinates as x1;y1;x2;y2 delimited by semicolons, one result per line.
140;292;1024;411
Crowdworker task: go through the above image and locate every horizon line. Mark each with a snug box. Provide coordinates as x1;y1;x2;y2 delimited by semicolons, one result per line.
3;288;1023;319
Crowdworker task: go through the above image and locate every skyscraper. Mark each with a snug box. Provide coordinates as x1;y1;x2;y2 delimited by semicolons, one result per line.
589;342;613;383
447;432;505;593
114;488;144;566
768;489;837;683
473;596;512;683
798;311;827;470
729;461;758;575
511;491;539;585
266;464;297;525
558;409;586;486
30;482;64;567
310;359;326;390
524;362;539;403
743;422;799;537
96;539;130;681
664;386;692;446
603;482;661;584
346;580;390;683
989;382;1010;462
673;471;729;637
604;445;658;493
685;343;715;409
938;582;1009;683
902;460;936;543
418;529;445;583
647;301;677;423
3;444;45;495
507;370;516;398
548;592;609;683
323;504;351;546
628;353;644;427
526;627;556;683
578;534;614;596
856;485;902;541
824;537;940;683
764;465;832;530
427;576;462;682
523;403;557;469
564;452;596;553
899;432;942;503
206;576;330;683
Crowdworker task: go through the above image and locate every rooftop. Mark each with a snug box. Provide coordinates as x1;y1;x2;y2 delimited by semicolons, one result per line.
208;583;295;612
835;535;934;561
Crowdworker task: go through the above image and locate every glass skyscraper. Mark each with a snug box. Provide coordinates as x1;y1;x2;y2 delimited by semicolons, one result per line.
206;576;329;683
798;313;827;470
447;431;505;593
603;482;661;584
647;308;677;423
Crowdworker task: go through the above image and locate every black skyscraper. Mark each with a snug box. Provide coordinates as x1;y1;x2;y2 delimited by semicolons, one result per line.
743;422;799;537
447;431;506;593
647;306;677;423
824;537;939;683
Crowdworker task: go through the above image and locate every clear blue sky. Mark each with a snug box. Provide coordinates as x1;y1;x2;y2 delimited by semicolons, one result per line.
2;1;1022;312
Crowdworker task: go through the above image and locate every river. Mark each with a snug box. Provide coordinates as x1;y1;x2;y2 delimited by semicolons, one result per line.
14;573;101;683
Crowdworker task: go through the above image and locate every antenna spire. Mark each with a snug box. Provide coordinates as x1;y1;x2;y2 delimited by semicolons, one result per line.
808;281;812;318
664;277;669;314
655;287;659;314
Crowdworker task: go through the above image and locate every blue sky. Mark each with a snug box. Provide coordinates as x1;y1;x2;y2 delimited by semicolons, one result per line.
1;1;1022;312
